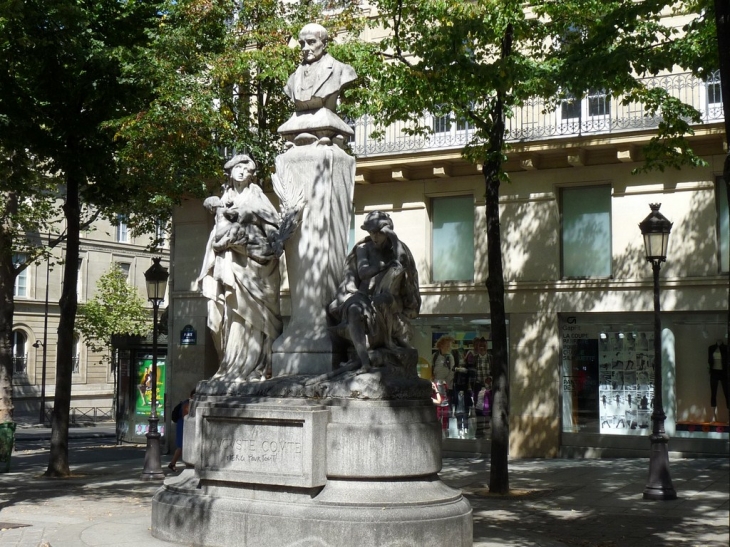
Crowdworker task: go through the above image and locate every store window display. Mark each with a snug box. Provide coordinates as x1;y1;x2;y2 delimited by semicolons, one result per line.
409;317;503;441
708;339;729;423
467;337;493;434
432;335;456;386
598;329;654;434
562;317;655;435
427;329;486;439
562;313;730;438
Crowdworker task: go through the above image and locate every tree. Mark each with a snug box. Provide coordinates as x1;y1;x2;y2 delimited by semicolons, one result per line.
715;0;730;340
76;266;150;366
0;0;377;476
112;0;374;230
671;0;730;336
367;0;714;493
0;0;162;476
0;148;63;424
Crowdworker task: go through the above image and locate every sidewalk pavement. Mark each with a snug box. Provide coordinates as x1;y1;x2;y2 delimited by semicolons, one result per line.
1;423;728;547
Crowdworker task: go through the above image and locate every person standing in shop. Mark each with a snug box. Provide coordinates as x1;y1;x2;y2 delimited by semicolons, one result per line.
708;339;729;423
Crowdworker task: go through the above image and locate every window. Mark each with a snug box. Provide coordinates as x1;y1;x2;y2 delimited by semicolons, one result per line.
456;116;471;132
432;196;475;282
13;253;27;297
433;114;452;134
707;70;722;106
12;330;27;374
561;95;581;122
116;214;129;243
561;186;612;278
587;89;610;117
343;117;356;145
719;178;729;273
72;334;80;374
315;0;352;9
559;89;610;130
77;258;83;301
116;262;131;280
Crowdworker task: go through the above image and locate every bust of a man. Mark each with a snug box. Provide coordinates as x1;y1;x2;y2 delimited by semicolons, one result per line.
284;23;357;113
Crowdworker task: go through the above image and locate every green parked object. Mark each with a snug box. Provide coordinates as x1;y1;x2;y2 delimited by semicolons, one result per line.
0;422;16;473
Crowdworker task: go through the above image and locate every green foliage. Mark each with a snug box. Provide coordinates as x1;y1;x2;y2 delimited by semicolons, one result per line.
365;0;719;494
112;0;373;238
0;148;60;266
0;0;161;211
0;0;168;473
667;0;719;80
76;266;149;362
367;0;714;176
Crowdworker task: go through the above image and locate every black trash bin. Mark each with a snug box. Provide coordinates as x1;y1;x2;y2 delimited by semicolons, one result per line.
0;421;16;473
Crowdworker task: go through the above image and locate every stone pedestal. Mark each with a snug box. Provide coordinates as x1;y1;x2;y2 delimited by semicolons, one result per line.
152;396;472;547
271;143;356;377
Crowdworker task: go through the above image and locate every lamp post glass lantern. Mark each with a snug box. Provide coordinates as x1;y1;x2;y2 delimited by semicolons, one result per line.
638;204;677;501
141;257;169;481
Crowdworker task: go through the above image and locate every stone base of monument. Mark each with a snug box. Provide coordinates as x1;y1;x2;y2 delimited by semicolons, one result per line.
152;396;472;546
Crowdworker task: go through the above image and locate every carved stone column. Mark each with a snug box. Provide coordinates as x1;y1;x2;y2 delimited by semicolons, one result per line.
272;140;355;376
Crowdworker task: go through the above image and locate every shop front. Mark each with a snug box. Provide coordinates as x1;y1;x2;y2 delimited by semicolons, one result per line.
411;315;506;453
559;312;729;457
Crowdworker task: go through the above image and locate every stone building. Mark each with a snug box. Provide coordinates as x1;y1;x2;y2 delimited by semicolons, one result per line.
169;64;728;458
12;213;169;441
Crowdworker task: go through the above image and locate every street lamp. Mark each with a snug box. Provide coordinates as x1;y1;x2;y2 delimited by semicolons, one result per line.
33;340;47;424
638;203;677;501
141;257;169;481
38;233;51;425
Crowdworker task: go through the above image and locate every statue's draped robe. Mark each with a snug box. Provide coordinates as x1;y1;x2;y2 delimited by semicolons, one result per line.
198;184;282;379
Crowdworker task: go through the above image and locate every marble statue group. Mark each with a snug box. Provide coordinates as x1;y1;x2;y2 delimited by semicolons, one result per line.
199;22;421;384
153;22;472;547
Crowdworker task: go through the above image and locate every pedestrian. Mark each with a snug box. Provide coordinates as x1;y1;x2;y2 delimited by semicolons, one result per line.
168;389;195;472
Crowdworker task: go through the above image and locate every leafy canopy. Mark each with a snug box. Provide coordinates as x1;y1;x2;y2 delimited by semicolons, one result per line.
76;266;150;363
367;0;711;174
113;0;376;237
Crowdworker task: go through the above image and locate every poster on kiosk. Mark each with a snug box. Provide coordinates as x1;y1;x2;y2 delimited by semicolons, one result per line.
132;352;166;442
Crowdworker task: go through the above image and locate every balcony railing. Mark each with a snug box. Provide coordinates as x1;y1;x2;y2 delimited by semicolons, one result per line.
350;71;724;158
12;355;27;374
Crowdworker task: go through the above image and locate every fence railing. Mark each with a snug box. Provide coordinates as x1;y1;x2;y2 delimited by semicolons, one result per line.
350;71;724;158
40;407;114;426
12;356;27;374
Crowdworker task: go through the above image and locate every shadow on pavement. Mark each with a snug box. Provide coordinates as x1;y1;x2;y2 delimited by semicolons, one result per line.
441;457;729;547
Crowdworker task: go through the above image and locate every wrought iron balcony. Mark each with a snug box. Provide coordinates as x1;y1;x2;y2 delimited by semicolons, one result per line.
350;71;724;158
12;356;27;374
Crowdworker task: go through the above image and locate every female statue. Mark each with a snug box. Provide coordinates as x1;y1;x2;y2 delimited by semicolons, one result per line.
197;154;282;382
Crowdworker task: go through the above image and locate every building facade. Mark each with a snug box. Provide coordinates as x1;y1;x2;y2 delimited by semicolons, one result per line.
168;61;728;458
12;214;170;439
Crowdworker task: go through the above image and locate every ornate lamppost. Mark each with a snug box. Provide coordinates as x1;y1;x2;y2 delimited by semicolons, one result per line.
638;204;677;501
141;257;169;481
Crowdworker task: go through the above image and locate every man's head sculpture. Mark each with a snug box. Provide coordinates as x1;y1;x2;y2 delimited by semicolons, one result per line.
298;23;329;65
361;211;394;234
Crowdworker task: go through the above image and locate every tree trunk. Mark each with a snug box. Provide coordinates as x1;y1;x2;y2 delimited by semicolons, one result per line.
714;0;730;338
45;169;81;477
0;193;18;424
486;24;513;496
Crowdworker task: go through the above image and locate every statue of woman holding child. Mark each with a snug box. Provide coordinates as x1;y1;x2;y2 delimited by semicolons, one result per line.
197;154;283;382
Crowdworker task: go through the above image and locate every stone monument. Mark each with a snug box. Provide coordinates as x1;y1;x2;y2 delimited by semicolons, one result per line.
271;22;358;376
151;23;472;547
